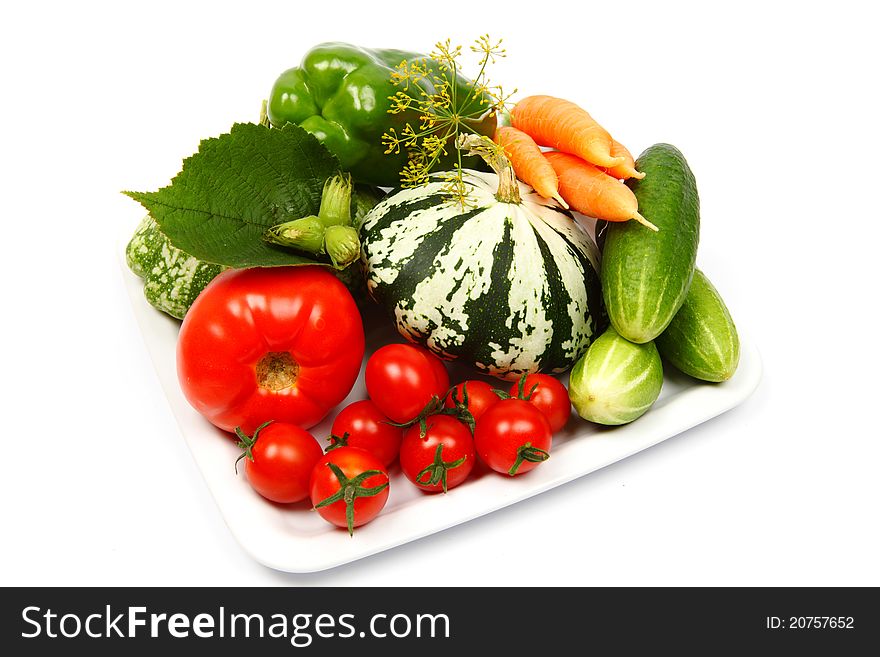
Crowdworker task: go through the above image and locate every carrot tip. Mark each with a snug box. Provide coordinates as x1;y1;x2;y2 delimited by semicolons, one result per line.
552;192;570;210
632;211;659;232
632;170;646;180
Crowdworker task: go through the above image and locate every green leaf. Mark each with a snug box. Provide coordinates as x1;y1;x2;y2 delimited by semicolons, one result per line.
124;123;339;268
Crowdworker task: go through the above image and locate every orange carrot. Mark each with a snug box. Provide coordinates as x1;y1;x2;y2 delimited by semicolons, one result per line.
544;151;657;231
494;126;568;208
602;139;645;180
511;95;624;169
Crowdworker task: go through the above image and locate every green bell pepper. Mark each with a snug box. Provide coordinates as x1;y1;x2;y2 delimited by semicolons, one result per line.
266;42;497;187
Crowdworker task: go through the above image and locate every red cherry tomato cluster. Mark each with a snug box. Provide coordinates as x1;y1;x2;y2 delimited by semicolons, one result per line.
231;344;574;534
359;347;571;516
177;270;572;535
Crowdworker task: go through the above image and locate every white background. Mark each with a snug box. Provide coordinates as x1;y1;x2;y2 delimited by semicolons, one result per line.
1;0;878;586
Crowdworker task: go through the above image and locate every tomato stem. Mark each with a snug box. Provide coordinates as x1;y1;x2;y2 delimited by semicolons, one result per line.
385;395;443;438
493;373;537;402
515;373;539;401
443;384;479;435
387;389;479;439
325;431;350;452
313;462;389;536
508;441;550;476
255;351;299;392
414;443;468;493
233;420;274;474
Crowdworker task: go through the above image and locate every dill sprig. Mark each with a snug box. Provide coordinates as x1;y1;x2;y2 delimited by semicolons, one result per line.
381;35;516;208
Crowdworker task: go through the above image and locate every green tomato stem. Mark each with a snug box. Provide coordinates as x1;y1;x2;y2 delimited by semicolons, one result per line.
443;383;478;436
414;443;467;494
508;441;550;476
325;431;350;452
314;462;389;536
511;373;538;401
233;420;274;474
386;392;475;439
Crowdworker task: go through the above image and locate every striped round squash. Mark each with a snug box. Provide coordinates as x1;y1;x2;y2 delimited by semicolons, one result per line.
360;169;605;380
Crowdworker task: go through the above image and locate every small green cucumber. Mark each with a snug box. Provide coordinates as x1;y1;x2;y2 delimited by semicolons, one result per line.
601;143;700;343
568;326;664;425
655;269;740;382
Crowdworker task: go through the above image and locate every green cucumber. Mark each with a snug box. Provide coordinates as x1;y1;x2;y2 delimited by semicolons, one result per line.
601;143;700;343
568;326;663;425
655;269;740;382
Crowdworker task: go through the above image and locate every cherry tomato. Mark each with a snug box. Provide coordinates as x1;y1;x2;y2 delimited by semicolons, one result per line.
509;374;572;433
400;415;475;493
329;399;402;467
177;266;364;434
444;380;500;422
421;347;451;395
309;447;389;535
474;399;552;476
234;421;323;503
365;344;449;424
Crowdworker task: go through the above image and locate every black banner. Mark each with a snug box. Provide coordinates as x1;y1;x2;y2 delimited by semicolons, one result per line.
1;587;876;654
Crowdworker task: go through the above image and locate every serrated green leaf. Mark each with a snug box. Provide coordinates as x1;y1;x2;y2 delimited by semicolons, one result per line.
124;123;340;268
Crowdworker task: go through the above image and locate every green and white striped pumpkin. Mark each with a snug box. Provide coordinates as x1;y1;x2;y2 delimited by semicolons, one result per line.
360;167;605;380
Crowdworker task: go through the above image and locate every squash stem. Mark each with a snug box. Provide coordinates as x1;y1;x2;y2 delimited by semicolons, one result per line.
457;134;521;204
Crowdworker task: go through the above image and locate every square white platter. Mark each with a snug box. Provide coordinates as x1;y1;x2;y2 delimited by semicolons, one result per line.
121;250;761;573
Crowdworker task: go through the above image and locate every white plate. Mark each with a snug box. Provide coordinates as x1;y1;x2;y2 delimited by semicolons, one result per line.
120;247;762;573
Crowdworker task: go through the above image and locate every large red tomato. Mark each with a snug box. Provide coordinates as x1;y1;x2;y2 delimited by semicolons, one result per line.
177;266;364;434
